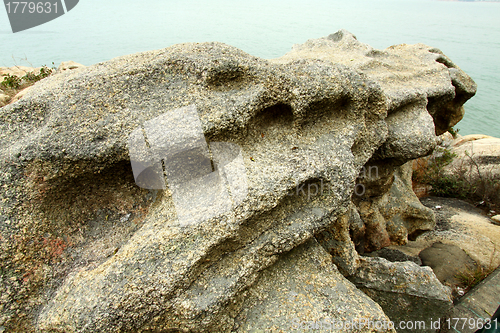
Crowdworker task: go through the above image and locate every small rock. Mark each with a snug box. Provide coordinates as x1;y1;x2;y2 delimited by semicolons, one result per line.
419;242;477;286
492;215;500;224
57;61;85;72
120;214;131;223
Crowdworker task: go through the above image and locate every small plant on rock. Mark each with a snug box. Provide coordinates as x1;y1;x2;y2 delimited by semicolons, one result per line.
447;126;460;138
455;264;495;291
1;73;22;89
1;65;54;103
414;144;500;210
22;65;53;84
413;147;457;185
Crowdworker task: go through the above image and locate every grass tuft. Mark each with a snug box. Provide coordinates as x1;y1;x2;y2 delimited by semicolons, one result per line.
455;264;495;290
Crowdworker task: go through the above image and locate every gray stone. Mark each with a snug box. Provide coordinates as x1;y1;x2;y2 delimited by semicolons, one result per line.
316;161;432;275
419;242;477;286
233;239;394;333
381;162;436;241
364;247;422;266
349;256;453;333
277;29;476;136
316;203;360;276
0;30;476;332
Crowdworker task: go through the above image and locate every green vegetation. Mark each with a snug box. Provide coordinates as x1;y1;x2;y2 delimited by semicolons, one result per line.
455;264;494;290
1;65;53;90
447;126;460;138
413;131;500;210
413;148;459;194
1;73;22;89
1;64;55;105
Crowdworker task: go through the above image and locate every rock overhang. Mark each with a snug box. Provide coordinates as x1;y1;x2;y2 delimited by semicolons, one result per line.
0;29;476;332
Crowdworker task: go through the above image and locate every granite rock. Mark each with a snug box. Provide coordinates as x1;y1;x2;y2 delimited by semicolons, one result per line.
57;61;86;72
233;239;394;333
351;161;436;253
0;30;476;332
349;256;453;333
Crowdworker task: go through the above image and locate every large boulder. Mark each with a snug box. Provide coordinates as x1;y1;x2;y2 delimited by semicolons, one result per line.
349;257;453;333
0;30;475;332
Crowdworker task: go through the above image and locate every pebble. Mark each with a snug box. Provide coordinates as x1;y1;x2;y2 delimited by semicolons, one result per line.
491;215;500;224
120;213;131;223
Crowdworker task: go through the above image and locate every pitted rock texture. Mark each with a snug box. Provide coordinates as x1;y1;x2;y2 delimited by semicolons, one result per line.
0;30;475;332
276;29;477;137
233;239;394;333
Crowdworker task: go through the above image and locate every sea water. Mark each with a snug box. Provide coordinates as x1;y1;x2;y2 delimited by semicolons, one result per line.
1;0;499;137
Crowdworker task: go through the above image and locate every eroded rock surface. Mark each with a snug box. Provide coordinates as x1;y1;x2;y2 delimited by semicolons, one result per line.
233;239;394;333
0;30;476;332
351;161;437;255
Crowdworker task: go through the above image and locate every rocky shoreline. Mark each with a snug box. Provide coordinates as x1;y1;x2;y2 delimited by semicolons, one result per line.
1;30;499;332
0;61;85;107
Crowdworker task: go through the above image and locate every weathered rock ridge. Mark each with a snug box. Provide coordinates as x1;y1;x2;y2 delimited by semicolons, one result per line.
0;30;475;332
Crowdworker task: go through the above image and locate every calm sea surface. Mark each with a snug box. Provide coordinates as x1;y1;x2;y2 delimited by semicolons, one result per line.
1;0;499;137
